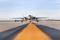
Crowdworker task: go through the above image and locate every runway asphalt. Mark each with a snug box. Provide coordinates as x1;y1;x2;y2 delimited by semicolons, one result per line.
36;24;60;40
0;22;60;40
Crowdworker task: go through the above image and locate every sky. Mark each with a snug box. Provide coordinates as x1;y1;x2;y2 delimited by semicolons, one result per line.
0;0;60;20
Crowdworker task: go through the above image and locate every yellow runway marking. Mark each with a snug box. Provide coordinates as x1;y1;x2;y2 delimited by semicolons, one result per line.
13;22;52;40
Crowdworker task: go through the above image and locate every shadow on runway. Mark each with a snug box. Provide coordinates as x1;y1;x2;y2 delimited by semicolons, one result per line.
36;24;60;40
0;23;60;40
0;24;28;40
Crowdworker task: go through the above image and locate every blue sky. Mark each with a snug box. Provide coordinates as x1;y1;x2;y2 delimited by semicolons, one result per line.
0;0;60;20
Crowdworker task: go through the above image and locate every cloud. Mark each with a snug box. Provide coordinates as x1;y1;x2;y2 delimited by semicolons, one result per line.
0;9;60;19
0;0;60;19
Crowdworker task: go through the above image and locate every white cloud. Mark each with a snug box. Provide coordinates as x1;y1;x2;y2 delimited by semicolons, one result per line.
0;0;60;20
0;9;60;20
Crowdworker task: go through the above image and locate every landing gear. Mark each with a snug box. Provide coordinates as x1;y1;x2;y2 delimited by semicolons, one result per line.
36;20;39;22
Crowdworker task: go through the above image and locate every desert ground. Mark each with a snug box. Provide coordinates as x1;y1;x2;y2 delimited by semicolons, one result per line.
37;21;60;30
0;20;29;32
0;20;60;32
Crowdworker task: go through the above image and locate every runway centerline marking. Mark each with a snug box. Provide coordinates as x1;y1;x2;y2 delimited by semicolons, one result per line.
13;22;52;40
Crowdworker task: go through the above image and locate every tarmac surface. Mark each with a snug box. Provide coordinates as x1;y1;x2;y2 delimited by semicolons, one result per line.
0;22;60;40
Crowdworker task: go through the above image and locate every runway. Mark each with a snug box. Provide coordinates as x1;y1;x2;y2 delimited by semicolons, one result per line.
0;22;60;40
